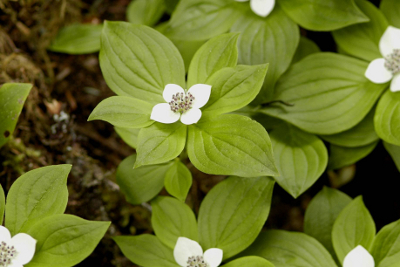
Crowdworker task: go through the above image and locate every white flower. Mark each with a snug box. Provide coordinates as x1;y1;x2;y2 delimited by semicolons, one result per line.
150;84;211;125
365;26;400;92
235;0;275;18
343;245;374;267
0;226;36;267
173;237;223;267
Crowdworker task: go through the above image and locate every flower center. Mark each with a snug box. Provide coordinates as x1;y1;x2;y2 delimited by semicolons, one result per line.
0;241;17;266
384;49;400;74
186;255;209;267
169;92;195;114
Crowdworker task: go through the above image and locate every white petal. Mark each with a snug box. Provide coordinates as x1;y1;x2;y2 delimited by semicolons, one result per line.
204;248;223;267
390;73;400;92
379;26;400;57
365;58;393;84
174;237;203;267
163;84;185;102
10;233;36;265
7;262;23;267
343;245;374;267
0;226;11;243
187;84;212;109
250;0;275;17
180;108;202;125
150;103;180;124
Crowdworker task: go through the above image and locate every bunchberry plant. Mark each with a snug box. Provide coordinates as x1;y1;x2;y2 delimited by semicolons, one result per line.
114;176;275;267
89;21;278;179
239;187;400;267
0;165;110;267
321;0;400;169
365;26;400;91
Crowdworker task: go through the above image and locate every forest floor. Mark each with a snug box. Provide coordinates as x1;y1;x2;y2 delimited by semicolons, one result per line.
0;0;399;266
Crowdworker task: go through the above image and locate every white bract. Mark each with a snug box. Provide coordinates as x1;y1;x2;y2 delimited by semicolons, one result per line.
173;237;223;267
365;26;400;92
0;226;36;267
235;0;275;17
343;245;374;267
150;84;211;125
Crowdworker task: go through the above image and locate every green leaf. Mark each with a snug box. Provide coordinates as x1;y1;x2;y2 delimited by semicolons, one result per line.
165;0;179;14
261;53;387;135
187;33;239;87
163;0;238;41
127;0;166;26
328;142;378;170
202;64;268;116
156;22;205;72
48;24;103;54
384;141;400;172
320;107;379;147
380;0;400;28
269;123;328;198
371;219;400;267
332;196;376;263
304;187;352;256
116;154;173;205
223;256;275;267
0;83;32;148
5;165;70;235
187;114;278;177
26;214;110;267
231;6;299;104
332;0;388;62
169;38;206;72
292;36;321;64
100;21;185;104
198;176;275;259
113;235;176;267
115;126;140;149
164;159;192;201
241;230;338;267
279;0;369;31
0;184;4;225
135;122;187;167
88;96;154;128
151;196;198;249
374;89;400;146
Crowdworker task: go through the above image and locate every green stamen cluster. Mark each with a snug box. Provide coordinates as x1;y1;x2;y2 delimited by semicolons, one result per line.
385;49;400;74
0;241;17;266
186;255;209;267
169;92;195;114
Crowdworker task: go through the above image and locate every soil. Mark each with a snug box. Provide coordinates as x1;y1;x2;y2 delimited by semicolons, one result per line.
0;0;398;266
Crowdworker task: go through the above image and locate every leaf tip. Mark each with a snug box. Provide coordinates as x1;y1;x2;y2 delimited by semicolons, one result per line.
59;164;73;173
228;32;241;42
133;162;142;169
87;112;97;122
290;191;301;199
